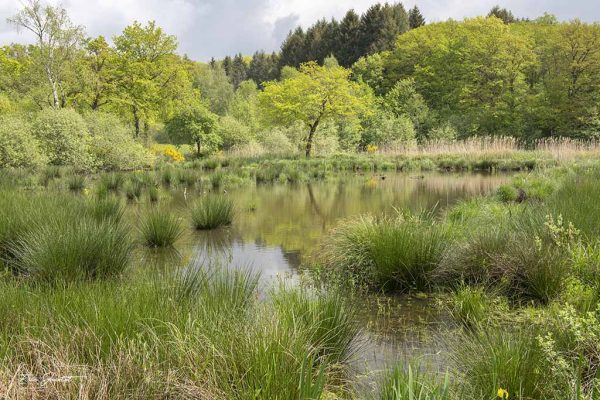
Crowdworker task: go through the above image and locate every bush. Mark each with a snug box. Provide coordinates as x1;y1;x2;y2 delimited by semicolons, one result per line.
139;208;183;247
0;114;47;169
361;110;416;148
191;195;234;230
86;112;154;170
32;108;93;169
217;115;254;150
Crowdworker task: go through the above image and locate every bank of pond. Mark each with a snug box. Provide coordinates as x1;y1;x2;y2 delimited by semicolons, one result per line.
0;162;599;399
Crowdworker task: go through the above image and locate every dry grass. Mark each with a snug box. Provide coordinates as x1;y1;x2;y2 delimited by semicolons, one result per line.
379;137;600;161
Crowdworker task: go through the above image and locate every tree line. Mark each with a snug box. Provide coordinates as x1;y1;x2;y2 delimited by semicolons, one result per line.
1;0;599;168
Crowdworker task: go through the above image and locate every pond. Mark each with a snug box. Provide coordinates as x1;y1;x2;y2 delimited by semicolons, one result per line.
137;171;509;384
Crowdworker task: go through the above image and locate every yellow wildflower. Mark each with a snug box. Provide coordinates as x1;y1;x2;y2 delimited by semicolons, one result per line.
497;388;509;399
366;144;378;154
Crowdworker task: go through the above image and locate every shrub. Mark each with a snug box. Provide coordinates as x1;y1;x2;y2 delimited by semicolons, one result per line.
191;195;234;230
217;115;254;150
139;208;183;247
0;114;47;169
9;216;131;283
150;144;185;163
86;112;154;170
32;108;93;169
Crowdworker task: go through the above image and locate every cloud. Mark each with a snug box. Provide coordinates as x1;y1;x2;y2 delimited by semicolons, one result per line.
1;0;599;61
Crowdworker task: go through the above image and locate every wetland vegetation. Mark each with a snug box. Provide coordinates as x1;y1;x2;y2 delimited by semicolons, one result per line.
1;0;599;398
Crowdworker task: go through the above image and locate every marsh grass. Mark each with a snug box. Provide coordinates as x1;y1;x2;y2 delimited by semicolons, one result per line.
99;172;125;192
191;195;234;230
66;174;86;191
378;363;452;400
0;261;360;399
124;180;143;200
9;217;132;283
450;326;548;400
322;211;451;291
139;208;183;247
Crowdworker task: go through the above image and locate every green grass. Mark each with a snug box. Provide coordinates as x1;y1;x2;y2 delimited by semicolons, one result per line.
66;174;86;191
379;364;452;400
322;211;451;291
139;208;183;247
191;195;234;230
0;262;360;399
9;216;132;283
450;326;549;400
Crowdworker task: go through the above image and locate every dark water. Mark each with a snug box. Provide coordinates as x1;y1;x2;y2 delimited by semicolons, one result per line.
139;172;509;380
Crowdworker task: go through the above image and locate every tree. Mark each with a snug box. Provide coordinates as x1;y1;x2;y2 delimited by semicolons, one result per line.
408;6;426;29
229;54;248;89
80;36;117;110
112;21;179;136
259;61;372;157
337;10;362;67
248;51;279;88
166;104;220;155
8;0;84;109
279;27;307;68
191;62;234;115
488;6;516;24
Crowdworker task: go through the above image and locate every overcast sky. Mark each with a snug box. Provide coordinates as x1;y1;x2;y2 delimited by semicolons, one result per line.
1;0;599;61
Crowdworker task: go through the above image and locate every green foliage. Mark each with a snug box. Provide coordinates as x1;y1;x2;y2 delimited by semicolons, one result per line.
362;110;416;148
0;114;46;169
166;103;220;155
191;195;234;230
85;112;154;170
259;61;372;157
217;115;254;150
32;108;93;169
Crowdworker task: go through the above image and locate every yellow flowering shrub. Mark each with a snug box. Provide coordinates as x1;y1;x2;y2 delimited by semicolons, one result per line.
151;144;185;163
367;144;378;154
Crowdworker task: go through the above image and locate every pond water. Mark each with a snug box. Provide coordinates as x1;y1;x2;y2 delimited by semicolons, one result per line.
138;172;509;382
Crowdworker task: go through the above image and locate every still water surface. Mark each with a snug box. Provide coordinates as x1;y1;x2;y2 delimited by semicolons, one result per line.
140;172;509;381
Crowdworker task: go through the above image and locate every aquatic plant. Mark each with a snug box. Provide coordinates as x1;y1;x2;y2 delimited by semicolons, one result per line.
191;195;234;230
322;211;451;291
9;217;131;283
139;208;183;247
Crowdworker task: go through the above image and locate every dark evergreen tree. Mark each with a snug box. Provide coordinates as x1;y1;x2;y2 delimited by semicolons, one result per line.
222;55;232;76
408;5;425;29
304;19;338;63
229;53;248;89
279;27;307;68
358;3;409;55
209;57;216;68
488;6;516;24
337;10;362;67
248;51;279;87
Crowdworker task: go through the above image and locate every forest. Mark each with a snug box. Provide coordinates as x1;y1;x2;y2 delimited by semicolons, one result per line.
1;1;599;169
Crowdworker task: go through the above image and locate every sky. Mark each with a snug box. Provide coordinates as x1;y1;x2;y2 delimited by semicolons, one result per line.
1;0;599;61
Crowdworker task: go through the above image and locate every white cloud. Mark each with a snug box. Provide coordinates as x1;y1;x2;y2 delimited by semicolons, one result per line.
1;0;599;61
